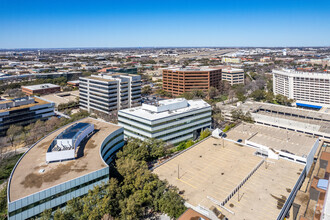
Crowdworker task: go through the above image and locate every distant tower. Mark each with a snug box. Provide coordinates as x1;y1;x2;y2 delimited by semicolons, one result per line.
38;50;41;56
283;49;287;56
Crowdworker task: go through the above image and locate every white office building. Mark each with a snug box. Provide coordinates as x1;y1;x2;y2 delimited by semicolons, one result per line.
118;98;212;144
273;69;330;108
79;73;141;114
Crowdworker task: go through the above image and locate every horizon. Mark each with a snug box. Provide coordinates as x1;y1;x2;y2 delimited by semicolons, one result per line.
1;0;330;48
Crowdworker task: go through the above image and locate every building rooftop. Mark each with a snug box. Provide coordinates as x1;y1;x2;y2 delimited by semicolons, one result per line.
41;90;79;107
8;117;122;202
153;137;304;220
164;67;221;72
226;123;317;157
22;83;60;91
119;99;210;121
0;96;52;113
273;69;330;78
87;76;117;83
222;68;244;73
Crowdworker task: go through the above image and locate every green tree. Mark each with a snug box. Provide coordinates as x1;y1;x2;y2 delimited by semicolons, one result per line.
142;85;152;96
250;89;266;101
0;186;7;220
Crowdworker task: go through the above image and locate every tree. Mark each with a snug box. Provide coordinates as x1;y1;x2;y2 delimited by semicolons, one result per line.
208;87;218;99
191;89;206;99
142;85;152;96
0;186;7;220
250;89;266;101
218;80;231;95
6;125;23;150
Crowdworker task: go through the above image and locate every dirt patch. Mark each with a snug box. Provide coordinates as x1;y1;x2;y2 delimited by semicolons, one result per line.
21;161;88;188
270;194;287;209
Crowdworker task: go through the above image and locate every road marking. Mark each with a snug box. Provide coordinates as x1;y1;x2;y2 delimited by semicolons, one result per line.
177;178;197;189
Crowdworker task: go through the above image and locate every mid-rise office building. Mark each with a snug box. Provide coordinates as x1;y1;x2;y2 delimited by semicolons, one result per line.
221;57;242;64
79;73;141;114
7;118;124;219
0;96;55;136
162;67;222;96
118;98;211;144
221;68;244;85
273;69;330;107
21;83;60;96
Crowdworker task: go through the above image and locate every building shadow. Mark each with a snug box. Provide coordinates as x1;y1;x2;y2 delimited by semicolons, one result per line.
76;129;100;159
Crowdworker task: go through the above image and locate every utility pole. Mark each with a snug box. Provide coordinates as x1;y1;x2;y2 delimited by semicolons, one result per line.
178;164;180;179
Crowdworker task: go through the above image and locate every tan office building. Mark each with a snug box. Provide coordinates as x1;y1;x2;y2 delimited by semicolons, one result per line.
221;68;244;85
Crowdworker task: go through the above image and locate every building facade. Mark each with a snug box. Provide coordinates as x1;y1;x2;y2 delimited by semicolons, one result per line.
118;98;212;144
79;73;141;114
273;69;330;107
7;118;124;220
221;57;242;64
22;83;60;95
221;68;244;85
0;97;55;136
162;67;222;96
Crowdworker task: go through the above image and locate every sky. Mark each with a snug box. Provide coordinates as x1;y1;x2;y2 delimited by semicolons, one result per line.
0;0;329;48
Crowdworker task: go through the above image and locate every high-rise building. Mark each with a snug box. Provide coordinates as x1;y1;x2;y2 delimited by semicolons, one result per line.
221;68;244;85
79;73;141;114
162;67;222;96
118;98;212;144
0;96;55;136
273;69;330;107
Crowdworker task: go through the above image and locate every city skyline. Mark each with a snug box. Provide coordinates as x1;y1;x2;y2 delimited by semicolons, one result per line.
1;0;330;49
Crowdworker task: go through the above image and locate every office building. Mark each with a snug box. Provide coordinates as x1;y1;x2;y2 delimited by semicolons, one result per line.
162;67;222;96
118;98;211;144
273;69;330;107
221;68;244;85
221;57;242;63
0;96;55;136
21;83;60;96
7;118;124;219
79;73;141;114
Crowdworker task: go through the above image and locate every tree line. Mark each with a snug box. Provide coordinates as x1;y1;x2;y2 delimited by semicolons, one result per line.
40;138;186;220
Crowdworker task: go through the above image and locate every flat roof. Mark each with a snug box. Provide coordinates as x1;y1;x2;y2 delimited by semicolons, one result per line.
153;137;304;220
164;67;221;72
9;117;122;202
22;83;60;91
86;76;117;82
41;90;79;107
154;137;262;209
0;97;51;113
226;123;317;157
222;158;303;220
119;99;210;121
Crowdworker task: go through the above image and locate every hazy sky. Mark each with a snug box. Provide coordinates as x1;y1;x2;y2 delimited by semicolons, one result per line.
0;0;329;48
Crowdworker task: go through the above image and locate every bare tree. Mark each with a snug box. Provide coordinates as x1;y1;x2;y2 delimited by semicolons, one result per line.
6;125;23;154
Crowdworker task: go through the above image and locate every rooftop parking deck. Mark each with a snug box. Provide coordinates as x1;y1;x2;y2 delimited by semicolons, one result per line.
226;123;317;157
153;136;305;220
153;137;262;208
